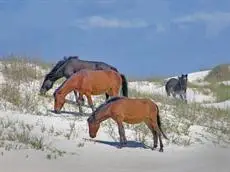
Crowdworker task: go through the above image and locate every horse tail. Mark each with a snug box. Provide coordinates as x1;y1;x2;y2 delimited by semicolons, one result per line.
156;105;168;140
165;85;170;96
165;80;170;96
120;74;128;97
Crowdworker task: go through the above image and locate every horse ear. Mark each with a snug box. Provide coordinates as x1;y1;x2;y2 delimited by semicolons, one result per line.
87;115;95;123
184;74;188;79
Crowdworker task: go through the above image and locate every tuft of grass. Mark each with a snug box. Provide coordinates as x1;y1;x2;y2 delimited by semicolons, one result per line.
214;84;230;102
198;83;230;102
0;118;46;150
205;64;230;82
1;56;44;82
46;154;52;160
128;88;168;104
0;82;40;114
188;81;230;102
0;56;47;114
77;142;85;148
126;123;151;144
0;83;21;107
101;119;119;142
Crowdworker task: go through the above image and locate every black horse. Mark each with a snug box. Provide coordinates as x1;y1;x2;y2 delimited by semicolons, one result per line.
165;74;188;103
40;56;128;104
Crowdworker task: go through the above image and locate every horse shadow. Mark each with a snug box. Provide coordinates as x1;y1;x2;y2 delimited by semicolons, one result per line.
84;138;153;150
49;110;92;117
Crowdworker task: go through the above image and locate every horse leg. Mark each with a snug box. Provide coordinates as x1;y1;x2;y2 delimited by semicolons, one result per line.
105;93;109;102
172;92;176;98
179;92;187;103
147;120;164;152
179;94;184;101
145;121;158;150
183;92;188;103
158;132;164;152
74;90;78;103
74;90;85;105
76;92;84;114
85;93;95;112
154;127;164;152
116;121;127;147
153;130;158;149
108;87;120;99
166;91;170;97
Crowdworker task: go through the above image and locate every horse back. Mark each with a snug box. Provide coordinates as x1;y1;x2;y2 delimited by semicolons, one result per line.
165;78;178;87
79;69;121;89
71;58;118;72
110;98;157;123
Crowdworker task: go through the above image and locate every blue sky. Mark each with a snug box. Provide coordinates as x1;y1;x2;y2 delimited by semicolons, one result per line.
0;0;230;77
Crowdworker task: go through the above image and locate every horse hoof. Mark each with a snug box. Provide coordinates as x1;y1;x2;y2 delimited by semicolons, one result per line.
159;148;163;152
117;145;123;149
152;146;157;150
54;110;61;114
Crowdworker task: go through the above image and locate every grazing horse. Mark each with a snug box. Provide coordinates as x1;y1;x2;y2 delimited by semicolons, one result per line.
87;96;168;152
165;74;188;103
39;56;128;103
54;69;128;113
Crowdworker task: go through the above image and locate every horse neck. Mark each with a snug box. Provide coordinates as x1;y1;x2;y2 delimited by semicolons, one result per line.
95;109;110;124
178;80;186;90
50;74;63;82
57;80;75;98
49;60;70;82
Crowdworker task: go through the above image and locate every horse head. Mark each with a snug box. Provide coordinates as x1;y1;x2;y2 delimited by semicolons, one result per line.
39;58;71;95
40;74;54;95
87;114;99;138
178;74;188;91
53;88;65;114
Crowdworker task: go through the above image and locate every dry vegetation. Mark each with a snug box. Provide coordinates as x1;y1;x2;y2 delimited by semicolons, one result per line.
0;56;47;82
0;56;44;114
188;64;230;102
205;64;230;82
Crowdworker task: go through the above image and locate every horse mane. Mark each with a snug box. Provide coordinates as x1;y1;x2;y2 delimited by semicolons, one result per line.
47;59;67;78
68;56;79;60
46;56;79;78
108;66;118;72
93;97;123;116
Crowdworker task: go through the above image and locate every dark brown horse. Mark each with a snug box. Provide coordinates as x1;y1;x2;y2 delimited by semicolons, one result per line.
87;97;168;152
54;69;127;113
40;56;128;103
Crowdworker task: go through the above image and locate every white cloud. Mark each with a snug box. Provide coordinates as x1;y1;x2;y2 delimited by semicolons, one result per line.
74;16;149;29
172;12;230;37
156;23;166;33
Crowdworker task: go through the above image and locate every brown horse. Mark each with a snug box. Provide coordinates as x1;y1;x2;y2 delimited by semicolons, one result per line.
54;69;127;113
87;96;168;152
